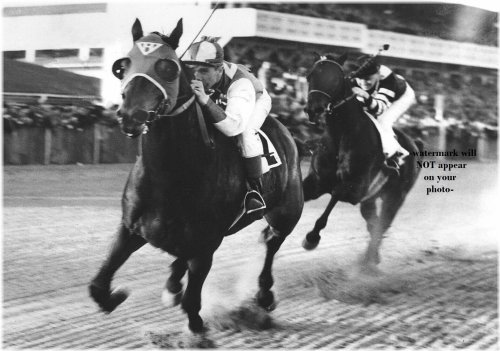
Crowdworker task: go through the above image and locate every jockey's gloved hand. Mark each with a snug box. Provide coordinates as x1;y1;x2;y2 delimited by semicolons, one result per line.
191;80;210;105
351;87;370;100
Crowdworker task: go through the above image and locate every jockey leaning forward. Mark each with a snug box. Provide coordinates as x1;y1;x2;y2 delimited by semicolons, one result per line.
350;55;416;175
183;38;271;219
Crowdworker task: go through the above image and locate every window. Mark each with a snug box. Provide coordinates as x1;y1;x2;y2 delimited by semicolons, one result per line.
3;50;26;60
35;49;79;60
89;48;104;58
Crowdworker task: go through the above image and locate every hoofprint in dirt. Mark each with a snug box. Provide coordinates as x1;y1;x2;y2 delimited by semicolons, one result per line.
2;161;498;349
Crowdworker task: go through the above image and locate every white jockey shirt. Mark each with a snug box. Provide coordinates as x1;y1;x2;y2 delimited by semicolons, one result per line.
202;62;268;137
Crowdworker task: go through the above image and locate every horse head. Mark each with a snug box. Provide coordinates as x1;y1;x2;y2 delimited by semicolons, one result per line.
305;53;348;125
113;18;189;137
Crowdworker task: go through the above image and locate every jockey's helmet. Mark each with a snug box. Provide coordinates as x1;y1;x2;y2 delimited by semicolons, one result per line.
354;55;380;78
183;39;224;67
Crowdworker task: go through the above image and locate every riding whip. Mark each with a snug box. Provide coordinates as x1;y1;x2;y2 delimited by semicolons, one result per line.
179;1;221;59
348;44;390;80
332;44;390;110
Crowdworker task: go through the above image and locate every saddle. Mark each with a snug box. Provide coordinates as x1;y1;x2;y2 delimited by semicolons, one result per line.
257;130;282;174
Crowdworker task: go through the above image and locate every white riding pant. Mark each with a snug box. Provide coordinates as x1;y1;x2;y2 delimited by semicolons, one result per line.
237;90;272;158
374;84;415;157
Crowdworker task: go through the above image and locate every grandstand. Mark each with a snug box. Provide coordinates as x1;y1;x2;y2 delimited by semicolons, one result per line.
2;2;498;164
239;3;498;46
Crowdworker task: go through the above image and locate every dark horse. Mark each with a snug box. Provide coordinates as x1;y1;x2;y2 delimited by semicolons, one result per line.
89;18;303;335
302;53;422;270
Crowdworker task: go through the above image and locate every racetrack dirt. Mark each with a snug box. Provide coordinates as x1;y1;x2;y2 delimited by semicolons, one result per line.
3;160;498;349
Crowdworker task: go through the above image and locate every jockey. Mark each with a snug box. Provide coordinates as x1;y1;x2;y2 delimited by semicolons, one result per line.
183;38;271;219
351;55;415;174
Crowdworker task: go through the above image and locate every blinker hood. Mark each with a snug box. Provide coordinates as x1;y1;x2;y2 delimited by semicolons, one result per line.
121;35;180;103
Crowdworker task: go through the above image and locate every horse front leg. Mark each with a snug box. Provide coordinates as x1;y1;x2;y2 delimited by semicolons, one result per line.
162;258;187;307
302;193;339;250
89;223;146;312
182;254;213;333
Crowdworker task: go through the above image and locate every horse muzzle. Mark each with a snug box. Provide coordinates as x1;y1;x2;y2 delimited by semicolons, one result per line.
119;109;150;138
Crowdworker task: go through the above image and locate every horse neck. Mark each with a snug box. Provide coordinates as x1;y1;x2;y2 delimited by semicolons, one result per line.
327;96;364;137
327;97;378;154
143;80;213;173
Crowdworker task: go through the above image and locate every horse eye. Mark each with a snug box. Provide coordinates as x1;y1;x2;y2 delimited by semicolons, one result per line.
155;59;180;82
112;58;130;80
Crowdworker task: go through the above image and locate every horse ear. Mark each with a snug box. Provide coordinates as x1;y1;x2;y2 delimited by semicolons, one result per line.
337;53;348;65
312;52;321;62
325;53;336;61
168;18;183;49
132;18;143;42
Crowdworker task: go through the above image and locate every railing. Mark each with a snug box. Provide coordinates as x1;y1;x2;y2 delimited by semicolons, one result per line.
3;125;140;165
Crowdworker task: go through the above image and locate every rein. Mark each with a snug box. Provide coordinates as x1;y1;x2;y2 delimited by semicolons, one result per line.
308;87;356;115
145;94;215;149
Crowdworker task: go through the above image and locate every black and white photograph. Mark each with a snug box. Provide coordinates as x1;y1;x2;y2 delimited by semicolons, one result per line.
2;0;498;349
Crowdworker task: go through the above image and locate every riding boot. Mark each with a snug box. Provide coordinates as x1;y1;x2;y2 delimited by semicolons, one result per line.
383;158;400;177
382;151;405;177
243;156;266;219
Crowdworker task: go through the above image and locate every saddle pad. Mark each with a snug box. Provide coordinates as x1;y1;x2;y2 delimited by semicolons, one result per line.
257;130;282;174
364;112;407;157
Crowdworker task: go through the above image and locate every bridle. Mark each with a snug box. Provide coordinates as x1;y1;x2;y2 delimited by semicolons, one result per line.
307;59;354;116
118;57;214;148
146;93;196;123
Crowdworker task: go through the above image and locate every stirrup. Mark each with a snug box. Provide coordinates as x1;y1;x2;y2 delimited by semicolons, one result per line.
382;158;400;177
244;190;266;215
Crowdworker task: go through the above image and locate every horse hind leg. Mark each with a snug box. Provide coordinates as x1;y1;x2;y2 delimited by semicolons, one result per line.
360;199;381;270
162;258;187;307
257;186;303;310
256;225;287;310
362;190;405;268
89;223;146;313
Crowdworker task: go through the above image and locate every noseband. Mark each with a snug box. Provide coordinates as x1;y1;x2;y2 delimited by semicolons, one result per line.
308;59;354;115
146;93;196;123
308;89;357;115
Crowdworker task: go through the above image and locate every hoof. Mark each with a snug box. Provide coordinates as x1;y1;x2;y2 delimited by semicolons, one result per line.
188;314;205;334
180;325;215;349
302;234;320;250
89;283;129;313
255;290;276;311
161;288;183;307
358;260;383;277
146;329;215;349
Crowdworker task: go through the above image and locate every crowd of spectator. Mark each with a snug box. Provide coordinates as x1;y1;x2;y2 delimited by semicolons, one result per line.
3;101;119;133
